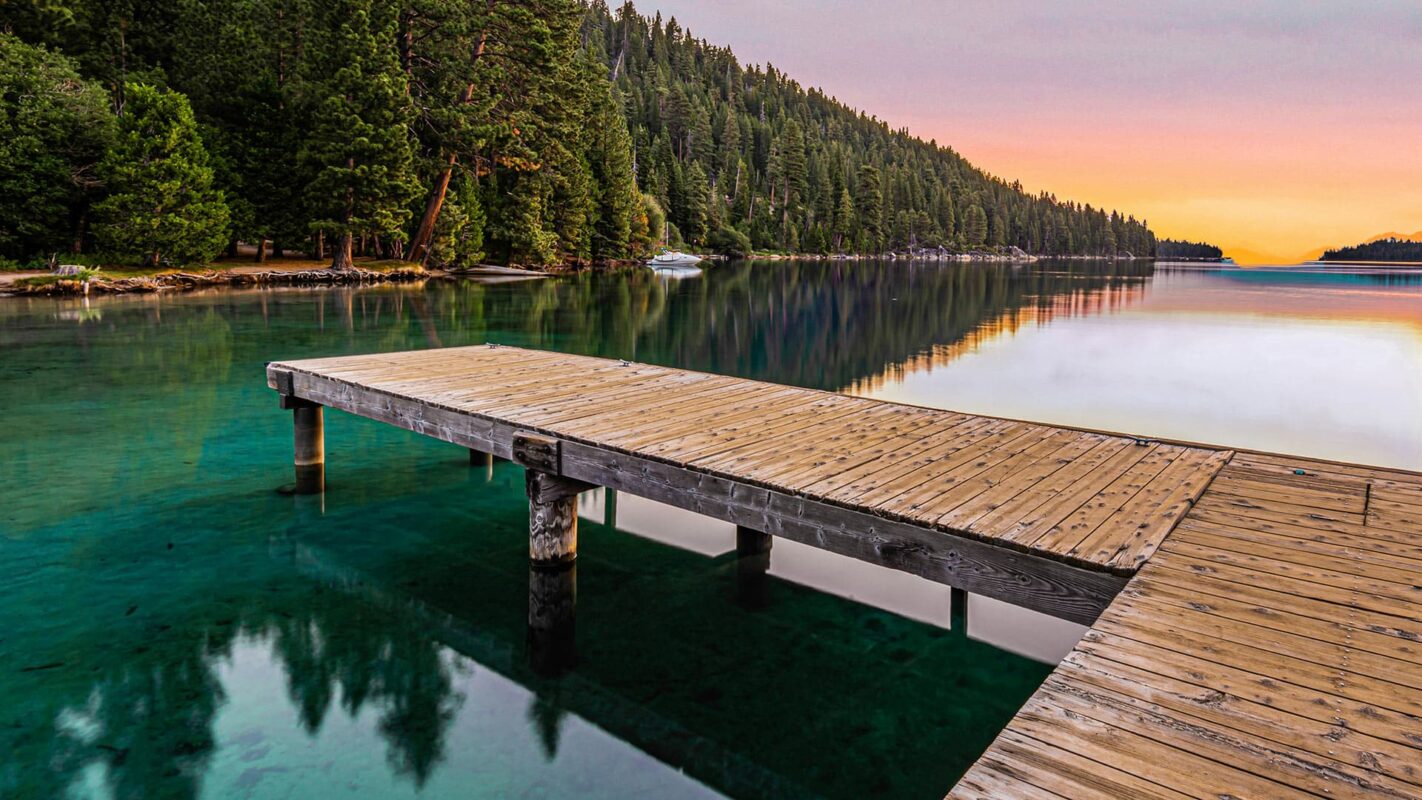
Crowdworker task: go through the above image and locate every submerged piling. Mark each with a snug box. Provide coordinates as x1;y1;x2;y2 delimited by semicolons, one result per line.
282;395;325;494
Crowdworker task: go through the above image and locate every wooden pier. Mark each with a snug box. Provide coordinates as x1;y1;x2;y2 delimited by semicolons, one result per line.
266;344;1422;798
951;455;1422;799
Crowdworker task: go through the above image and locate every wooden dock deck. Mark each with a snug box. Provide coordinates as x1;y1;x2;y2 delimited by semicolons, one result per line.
951;454;1422;799
268;344;1229;624
266;344;1422;798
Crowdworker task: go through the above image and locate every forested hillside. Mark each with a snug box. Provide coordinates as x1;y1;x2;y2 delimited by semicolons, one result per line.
1321;238;1422;263
1;0;1155;269
584;3;1155;259
1156;239;1223;260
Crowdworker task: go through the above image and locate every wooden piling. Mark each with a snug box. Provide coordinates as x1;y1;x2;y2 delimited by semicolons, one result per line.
282;395;324;494
527;470;582;563
736;526;773;610
512;431;595;565
950;586;968;636
603;488;617;528
736;525;772;556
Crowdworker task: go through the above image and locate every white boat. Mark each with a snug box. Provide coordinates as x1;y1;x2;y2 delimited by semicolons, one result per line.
648;250;703;267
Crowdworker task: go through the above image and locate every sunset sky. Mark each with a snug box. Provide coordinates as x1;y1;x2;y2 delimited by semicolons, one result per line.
645;1;1422;264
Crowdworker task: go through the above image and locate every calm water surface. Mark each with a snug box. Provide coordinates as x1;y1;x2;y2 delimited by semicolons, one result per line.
2;260;1419;799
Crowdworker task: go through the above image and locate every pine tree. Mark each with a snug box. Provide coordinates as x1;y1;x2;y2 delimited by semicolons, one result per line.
832;187;854;253
93;83;229;265
169;0;309;258
640;192;666;247
682;160;710;245
778;119;808;207
938;187;956;241
718;110;740;183
0;35;113;262
585;77;639;260
689;106;714;167
857;165;883;251
962;203;988;246
428;174;485;266
494;172;558;265
302;0;419;270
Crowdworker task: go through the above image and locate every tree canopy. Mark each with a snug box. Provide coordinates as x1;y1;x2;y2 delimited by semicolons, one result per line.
0;0;1158;268
1156;239;1223;260
1322;238;1422;263
92;83;230;266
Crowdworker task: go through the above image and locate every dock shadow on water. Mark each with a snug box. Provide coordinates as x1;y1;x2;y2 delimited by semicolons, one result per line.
4;258;1418;798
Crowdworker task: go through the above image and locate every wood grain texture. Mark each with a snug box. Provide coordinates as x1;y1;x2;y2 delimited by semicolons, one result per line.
950;456;1422;800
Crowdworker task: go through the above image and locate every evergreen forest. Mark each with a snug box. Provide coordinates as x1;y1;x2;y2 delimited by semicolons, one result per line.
1321;238;1422;263
1155;239;1224;260
0;0;1158;269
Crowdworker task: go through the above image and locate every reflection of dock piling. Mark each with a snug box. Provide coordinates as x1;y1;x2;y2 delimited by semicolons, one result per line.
527;563;576;676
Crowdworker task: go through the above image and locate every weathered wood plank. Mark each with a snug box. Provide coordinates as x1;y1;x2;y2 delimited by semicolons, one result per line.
557;438;1126;625
950;451;1422;798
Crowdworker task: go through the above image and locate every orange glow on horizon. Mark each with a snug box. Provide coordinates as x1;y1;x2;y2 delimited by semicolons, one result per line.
904;109;1422;266
643;1;1422;266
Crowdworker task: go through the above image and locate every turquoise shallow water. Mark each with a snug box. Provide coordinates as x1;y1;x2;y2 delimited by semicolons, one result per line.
3;260;1419;799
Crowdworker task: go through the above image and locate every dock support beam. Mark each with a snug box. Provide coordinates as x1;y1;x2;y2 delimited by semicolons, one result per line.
527;471;582;564
512;432;596;566
951;587;969;637
736;526;773;610
470;448;493;482
281;395;324;494
736;525;772;556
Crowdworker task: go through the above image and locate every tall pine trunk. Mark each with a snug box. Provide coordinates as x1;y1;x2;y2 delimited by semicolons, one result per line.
408;7;493;263
331;165;356;271
409;155;457;263
331;232;354;270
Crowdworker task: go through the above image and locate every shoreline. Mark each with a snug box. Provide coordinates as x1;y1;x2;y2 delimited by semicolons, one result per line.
1;252;1159;297
0;260;561;297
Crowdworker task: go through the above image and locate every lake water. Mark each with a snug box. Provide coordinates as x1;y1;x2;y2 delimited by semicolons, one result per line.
2;259;1419;799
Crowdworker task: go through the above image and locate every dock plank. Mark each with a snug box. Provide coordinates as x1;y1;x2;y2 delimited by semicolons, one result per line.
950;457;1422;799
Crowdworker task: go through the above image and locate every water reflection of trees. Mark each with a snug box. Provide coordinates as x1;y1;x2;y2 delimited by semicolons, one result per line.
1;259;1153;404
8;585;462;799
293;259;1153;391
